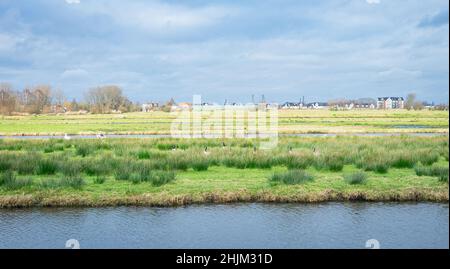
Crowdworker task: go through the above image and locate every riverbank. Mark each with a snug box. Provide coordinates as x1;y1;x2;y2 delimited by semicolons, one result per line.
0;136;448;207
1;188;448;208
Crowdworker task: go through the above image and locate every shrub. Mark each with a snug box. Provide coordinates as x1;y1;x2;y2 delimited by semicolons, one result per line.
269;169;313;185
343;171;368;185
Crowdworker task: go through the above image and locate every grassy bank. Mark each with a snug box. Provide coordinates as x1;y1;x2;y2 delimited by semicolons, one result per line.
0;136;448;207
0;110;448;135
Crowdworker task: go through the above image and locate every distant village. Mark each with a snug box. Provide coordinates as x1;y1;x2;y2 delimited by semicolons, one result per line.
142;95;445;112
0;82;447;115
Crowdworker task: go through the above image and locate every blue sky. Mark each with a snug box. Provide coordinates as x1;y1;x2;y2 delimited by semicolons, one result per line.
0;0;448;103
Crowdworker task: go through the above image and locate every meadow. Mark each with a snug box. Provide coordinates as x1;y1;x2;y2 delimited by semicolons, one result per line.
0;109;448;135
0;136;448;207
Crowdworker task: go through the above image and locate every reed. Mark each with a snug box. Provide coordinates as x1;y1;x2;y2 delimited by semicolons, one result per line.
269;169;313;185
0;171;33;190
37;158;58;175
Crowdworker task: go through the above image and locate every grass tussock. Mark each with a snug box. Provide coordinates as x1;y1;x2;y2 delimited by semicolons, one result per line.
343;171;368;185
0;171;33;190
269;169;313;185
415;164;449;182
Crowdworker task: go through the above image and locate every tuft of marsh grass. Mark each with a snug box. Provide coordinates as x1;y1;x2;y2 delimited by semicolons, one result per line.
39;178;61;189
115;168;131;181
283;154;313;169
191;158;209;171
269;169;313;185
415;150;440;166
0;171;33;190
149;170;176;186
61;176;85;189
58;160;82;176
390;152;416;168
93;176;106;184
75;144;93;157
343;171;368;185
136;150;151;159
415;164;449;182
314;153;345;172
39;176;86;189
37;159;58;175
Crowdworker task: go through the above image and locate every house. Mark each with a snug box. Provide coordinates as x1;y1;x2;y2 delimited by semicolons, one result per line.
377;97;404;109
281;102;300;109
142;102;159;112
306;102;328;109
354;103;375;109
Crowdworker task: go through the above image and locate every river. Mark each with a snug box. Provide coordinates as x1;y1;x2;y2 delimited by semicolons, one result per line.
0;202;448;249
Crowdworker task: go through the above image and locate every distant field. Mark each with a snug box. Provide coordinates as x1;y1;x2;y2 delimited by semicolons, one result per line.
0;109;448;135
0;136;448;207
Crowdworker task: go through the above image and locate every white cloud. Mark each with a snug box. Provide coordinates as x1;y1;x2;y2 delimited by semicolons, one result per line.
377;68;422;78
80;1;237;33
65;0;80;4
60;68;88;79
366;0;381;4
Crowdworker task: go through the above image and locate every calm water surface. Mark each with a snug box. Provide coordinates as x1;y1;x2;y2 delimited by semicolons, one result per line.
0;202;448;249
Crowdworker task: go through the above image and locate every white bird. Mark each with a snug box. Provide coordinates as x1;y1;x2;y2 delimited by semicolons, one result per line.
64;133;71;140
96;133;106;139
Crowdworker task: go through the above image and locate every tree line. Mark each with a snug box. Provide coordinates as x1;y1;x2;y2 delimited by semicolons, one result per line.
0;83;141;115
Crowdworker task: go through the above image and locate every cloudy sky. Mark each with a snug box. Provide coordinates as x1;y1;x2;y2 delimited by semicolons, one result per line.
0;0;448;103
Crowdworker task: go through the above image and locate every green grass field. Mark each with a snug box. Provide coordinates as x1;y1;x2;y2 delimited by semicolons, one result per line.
0;109;448;135
0;136;448;207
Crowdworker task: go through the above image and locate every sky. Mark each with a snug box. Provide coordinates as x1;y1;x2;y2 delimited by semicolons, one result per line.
0;0;448;104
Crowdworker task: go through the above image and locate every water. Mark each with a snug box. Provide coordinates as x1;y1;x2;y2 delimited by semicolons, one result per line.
0;202;448;249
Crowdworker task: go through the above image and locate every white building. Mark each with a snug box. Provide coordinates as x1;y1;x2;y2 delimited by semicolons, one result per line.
377;97;404;109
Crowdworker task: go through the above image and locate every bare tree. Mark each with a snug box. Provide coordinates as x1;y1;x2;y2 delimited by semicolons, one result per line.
53;88;66;106
405;93;416;110
85;85;130;113
0;82;17;115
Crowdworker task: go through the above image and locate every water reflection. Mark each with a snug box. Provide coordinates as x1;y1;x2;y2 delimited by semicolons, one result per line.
0;202;448;249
